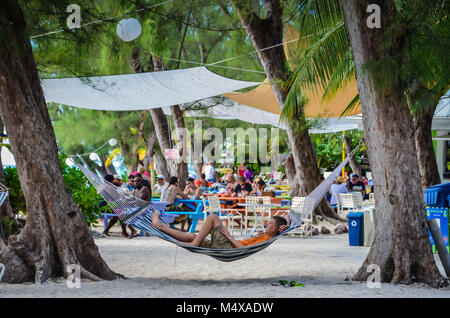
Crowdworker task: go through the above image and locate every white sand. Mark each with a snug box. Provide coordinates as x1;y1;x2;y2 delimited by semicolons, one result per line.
1;223;450;298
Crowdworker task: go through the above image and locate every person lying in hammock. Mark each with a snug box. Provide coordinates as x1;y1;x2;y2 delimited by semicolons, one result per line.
151;211;289;249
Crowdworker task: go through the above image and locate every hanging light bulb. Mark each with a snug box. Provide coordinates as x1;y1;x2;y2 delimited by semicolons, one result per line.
65;157;75;167
109;138;118;146
116;18;142;42
89;152;99;161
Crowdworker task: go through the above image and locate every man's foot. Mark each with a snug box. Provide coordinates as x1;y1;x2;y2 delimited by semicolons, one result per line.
151;211;163;229
103;230;111;237
121;232;129;238
129;229;137;237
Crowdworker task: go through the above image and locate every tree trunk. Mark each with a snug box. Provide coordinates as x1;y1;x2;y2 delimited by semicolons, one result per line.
147;56;180;178
0;0;120;283
143;129;157;172
341;0;444;287
343;135;362;177
413;106;441;191
154;150;170;181
170;105;189;189
230;0;341;220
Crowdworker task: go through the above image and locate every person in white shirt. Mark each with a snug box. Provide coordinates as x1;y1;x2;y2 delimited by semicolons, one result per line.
153;174;169;196
204;161;215;183
329;176;349;208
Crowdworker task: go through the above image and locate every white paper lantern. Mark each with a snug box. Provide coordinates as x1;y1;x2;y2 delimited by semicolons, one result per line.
116;18;142;42
65;158;75;167
109;138;118;146
89;152;99;161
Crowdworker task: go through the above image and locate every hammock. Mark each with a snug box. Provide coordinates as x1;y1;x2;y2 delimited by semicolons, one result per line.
76;155;351;262
0;183;8;208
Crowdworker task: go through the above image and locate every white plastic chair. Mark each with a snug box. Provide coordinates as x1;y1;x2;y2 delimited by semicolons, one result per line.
363;192;375;207
288;197;314;238
245;196;271;236
202;196;243;236
339;192;364;215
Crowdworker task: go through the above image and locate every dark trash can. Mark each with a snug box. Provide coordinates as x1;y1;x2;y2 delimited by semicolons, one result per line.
348;212;364;246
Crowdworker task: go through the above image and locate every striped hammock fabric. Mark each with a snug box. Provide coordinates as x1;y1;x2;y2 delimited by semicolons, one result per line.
0;183;8;208
76;155;350;262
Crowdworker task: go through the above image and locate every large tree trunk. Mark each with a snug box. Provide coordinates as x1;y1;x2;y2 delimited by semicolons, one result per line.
231;0;341;220
341;0;444;286
343;135;362;177
0;0;120;283
413;105;441;191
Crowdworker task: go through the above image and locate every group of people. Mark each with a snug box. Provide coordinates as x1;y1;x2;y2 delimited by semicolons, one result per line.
101;170;152;238
328;173;373;209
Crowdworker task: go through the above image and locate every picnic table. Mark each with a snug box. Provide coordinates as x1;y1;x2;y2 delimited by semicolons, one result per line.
161;198;204;233
101;201;170;237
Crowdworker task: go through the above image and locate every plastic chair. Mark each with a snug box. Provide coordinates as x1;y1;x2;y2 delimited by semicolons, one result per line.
288;197;314;238
202;196;243;236
245;196;271;236
339;192;364;215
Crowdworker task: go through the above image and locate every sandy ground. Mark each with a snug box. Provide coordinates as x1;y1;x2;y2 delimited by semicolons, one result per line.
1;221;450;298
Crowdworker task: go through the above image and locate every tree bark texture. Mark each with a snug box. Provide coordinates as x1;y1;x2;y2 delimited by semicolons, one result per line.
0;0;120;283
341;0;444;286
230;0;341;220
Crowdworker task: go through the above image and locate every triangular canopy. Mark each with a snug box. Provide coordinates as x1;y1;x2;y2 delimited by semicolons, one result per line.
42;67;260;110
224;25;361;118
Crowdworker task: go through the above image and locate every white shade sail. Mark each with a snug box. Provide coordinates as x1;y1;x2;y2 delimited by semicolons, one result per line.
42;67;260;111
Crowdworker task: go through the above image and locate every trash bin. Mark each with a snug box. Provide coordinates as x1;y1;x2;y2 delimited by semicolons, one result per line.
424;183;450;253
348;212;364;246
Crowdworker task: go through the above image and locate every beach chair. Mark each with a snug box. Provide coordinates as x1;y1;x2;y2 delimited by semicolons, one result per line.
335;193;345;216
245;196;271;236
288;197;314;239
202;196;243;236
363;192;375;207
339;192;364;215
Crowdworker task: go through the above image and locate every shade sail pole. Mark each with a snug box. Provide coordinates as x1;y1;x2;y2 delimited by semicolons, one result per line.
342;130;346;178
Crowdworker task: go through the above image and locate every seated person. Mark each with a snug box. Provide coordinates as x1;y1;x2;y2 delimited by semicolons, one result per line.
184;177;203;199
250;178;267;195
123;174;135;192
225;174;239;194
329;176;348;210
231;176;253;197
195;173;212;188
162;176;193;232
152;211;289;248
347;173;367;198
153;174;169;195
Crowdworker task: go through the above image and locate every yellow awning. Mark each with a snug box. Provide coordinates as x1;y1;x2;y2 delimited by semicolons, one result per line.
223;25;361;118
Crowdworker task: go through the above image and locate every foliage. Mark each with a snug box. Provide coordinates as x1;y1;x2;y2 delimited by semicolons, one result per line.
59;155;110;227
4;166;26;214
311;131;365;171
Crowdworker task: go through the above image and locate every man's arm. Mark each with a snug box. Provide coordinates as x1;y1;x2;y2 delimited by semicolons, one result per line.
219;225;245;248
177;187;190;199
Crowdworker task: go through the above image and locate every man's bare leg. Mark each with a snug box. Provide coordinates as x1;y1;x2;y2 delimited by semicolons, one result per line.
189;213;222;246
152;211;196;242
152;212;223;246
